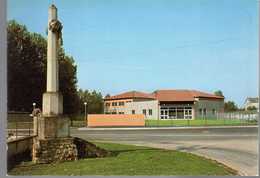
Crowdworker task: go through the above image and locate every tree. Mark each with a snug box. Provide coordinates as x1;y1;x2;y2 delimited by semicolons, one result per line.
224;101;238;112
78;89;104;114
247;106;257;111
214;90;224;97
105;94;110;98
7;20;80;115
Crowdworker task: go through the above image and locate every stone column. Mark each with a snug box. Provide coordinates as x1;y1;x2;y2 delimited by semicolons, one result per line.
47;5;58;92
42;4;63;116
38;4;69;140
33;4;74;164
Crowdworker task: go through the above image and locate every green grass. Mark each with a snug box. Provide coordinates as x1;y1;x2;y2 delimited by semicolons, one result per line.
8;142;237;176
145;118;257;127
7;118;257;129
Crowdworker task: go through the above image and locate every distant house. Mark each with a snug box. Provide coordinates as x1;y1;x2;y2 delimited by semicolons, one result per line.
104;89;224;120
244;97;259;111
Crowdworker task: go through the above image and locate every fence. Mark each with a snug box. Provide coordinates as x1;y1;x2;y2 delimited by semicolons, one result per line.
215;112;258;121
145;112;259;127
7;121;34;141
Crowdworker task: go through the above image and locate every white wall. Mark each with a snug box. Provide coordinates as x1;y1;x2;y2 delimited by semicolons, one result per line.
125;100;159;119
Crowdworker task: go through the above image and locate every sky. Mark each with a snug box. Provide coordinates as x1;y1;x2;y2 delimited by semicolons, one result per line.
8;0;259;107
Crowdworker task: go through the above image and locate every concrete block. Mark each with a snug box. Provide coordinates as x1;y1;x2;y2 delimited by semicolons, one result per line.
42;92;63;116
37;116;70;139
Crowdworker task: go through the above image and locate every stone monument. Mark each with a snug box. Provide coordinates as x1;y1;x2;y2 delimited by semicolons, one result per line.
32;4;77;163
32;4;109;164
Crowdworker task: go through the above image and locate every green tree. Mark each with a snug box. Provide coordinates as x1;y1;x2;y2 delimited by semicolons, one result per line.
247;106;257;111
214;90;224;97
78;89;104;114
224;101;238;112
7;20;80;115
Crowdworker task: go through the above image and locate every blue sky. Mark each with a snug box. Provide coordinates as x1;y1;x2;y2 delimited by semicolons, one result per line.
8;0;258;107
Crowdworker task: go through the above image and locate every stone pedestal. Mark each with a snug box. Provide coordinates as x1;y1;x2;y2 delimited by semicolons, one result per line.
32;137;109;163
33;137;78;163
42;92;63;116
37;116;70;139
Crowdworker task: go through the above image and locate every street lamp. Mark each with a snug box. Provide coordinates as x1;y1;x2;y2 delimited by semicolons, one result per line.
33;102;36;111
84;102;88;126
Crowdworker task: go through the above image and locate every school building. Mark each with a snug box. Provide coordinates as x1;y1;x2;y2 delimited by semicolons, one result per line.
104;90;224;120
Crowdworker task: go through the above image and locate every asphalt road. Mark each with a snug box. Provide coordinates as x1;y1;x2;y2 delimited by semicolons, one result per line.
71;126;258;176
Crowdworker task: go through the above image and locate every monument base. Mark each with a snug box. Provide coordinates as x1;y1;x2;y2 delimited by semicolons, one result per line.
32;137;109;164
32;137;77;163
32;115;110;163
37;115;70;139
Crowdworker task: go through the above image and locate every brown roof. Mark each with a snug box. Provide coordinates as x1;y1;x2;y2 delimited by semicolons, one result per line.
154;90;224;102
104;91;155;100
104;89;224;101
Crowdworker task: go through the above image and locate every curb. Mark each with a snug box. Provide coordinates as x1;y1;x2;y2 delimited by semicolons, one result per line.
77;125;258;131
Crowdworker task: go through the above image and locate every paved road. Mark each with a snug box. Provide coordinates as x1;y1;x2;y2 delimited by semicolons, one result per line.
71;126;258;176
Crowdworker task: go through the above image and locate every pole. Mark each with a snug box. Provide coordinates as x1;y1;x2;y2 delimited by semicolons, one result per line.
29;122;30;136
84;102;87;127
15;121;17;139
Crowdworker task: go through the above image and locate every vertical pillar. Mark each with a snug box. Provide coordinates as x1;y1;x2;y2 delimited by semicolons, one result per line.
47;5;58;92
42;4;63;116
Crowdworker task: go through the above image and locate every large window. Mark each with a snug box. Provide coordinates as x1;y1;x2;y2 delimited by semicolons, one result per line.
203;108;207;116
112;102;117;106
142;109;146;115
105;103;110;107
132;110;135;114
199;108;203;116
160;106;192;119
149;109;152;116
119;101;125;106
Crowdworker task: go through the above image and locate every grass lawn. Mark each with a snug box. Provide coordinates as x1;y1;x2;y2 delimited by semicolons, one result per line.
145;118;257;127
8;142;238;176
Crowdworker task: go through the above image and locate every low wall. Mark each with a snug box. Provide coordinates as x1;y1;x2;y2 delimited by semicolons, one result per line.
7;136;35;170
87;114;145;127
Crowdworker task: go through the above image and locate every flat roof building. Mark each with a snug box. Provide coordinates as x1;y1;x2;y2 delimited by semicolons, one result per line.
244;97;259;111
104;90;224;120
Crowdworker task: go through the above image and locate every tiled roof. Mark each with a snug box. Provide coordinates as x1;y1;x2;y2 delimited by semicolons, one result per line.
104;91;155;100
104;89;224;101
153;90;224;102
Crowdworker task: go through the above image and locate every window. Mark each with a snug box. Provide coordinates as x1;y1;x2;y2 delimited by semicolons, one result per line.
105;103;110;106
119;112;124;114
112;111;117;114
212;109;216;115
203;108;207;116
132;110;135;114
142;109;146;115
199;108;203;115
149;109;152;116
119;101;124;106
112;102;117;106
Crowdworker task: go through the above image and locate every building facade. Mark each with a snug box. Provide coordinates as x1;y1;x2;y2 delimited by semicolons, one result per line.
244;97;259;111
104;90;224;120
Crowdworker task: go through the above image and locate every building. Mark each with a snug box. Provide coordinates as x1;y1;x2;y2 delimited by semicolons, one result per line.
104;90;224;119
244;97;259;111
